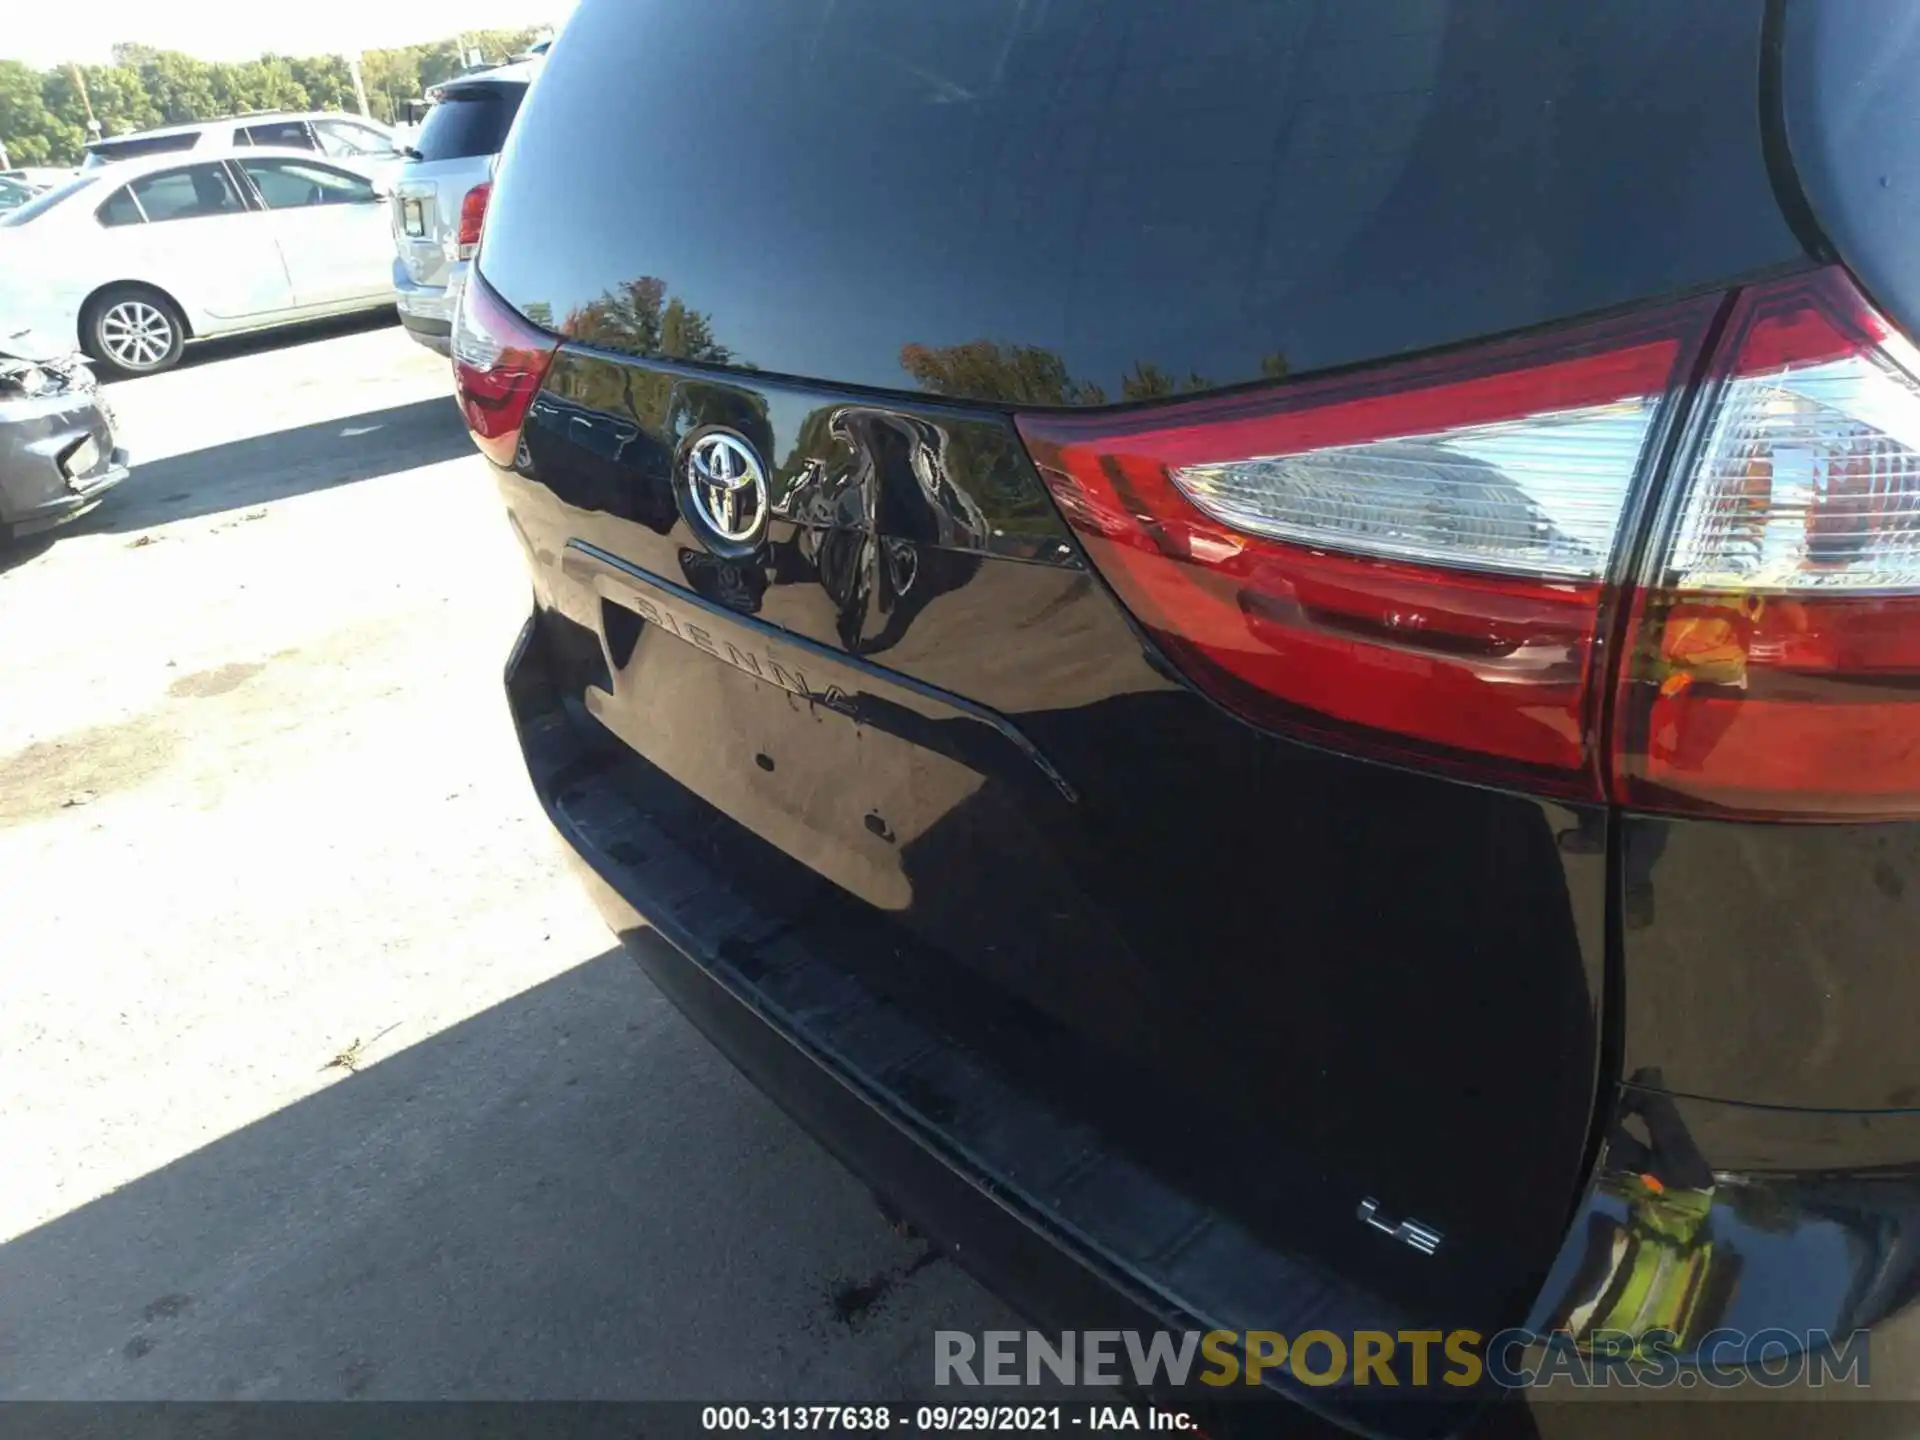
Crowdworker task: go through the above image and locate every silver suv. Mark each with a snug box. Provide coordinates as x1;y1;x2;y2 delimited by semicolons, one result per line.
390;63;539;355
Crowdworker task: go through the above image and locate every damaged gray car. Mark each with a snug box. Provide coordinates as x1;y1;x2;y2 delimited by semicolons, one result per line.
1;345;130;542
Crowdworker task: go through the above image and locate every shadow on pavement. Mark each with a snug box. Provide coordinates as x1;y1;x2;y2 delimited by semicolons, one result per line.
0;530;57;577
0;949;971;1402
76;396;473;535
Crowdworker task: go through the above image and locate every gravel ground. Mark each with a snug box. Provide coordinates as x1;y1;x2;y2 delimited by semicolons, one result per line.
0;315;1025;1401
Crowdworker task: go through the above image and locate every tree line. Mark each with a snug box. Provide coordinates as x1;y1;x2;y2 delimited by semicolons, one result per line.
0;30;544;166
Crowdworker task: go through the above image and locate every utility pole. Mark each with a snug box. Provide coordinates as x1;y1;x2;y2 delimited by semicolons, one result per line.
346;53;371;117
69;62;101;141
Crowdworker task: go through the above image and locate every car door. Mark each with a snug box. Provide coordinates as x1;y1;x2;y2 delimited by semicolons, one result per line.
113;162;293;321
233;156;392;308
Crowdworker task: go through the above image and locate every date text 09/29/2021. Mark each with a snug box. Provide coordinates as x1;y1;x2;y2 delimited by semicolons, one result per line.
700;1407;1192;1432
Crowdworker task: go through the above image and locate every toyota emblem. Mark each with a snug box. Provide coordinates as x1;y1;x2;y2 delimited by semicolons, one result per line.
683;430;770;548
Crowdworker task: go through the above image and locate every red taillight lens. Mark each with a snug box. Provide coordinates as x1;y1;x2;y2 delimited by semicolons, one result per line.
452;270;557;466
456;182;491;259
1021;270;1920;819
1017;303;1719;797
1613;270;1920;819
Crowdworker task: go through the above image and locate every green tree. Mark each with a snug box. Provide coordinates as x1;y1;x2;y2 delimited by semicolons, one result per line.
138;51;220;125
289;56;356;113
358;48;419;123
2;27;556;166
414;41;468;93
86;65;164;136
35;72;94;161
0;59;66;165
44;64;163;144
210;57;309;115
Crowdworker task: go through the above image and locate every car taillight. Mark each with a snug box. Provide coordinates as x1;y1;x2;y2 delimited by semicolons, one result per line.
1613;270;1920;820
1017;301;1721;798
1021;269;1920;819
452;270;556;467
456;182;491;260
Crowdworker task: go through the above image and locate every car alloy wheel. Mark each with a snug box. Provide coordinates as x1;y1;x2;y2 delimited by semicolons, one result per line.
99;300;176;372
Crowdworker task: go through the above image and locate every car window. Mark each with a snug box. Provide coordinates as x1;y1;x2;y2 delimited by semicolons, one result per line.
96;185;144;227
80;133;200;169
238;158;375;210
315;119;398;158
0;174;95;227
241;121;316;150
412;85;526;161
127;164;245;223
0;178;29;207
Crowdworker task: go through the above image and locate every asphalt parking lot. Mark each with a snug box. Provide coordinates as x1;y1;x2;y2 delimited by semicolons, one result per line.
0;314;1029;1401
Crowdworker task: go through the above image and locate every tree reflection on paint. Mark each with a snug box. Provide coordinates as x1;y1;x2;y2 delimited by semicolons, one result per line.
565;277;738;367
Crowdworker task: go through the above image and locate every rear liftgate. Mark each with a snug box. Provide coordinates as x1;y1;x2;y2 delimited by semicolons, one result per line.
467;265;1920;1424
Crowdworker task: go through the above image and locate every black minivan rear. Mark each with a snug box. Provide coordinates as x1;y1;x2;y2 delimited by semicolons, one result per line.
461;1;1920;1431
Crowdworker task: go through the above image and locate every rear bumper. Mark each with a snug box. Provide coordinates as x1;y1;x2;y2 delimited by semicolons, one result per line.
397;311;452;355
1517;1086;1920;1412
506;589;1920;1432
503;605;1489;1439
391;258;464;354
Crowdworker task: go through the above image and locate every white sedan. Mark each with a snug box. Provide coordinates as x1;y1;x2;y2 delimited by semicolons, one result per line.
0;147;396;376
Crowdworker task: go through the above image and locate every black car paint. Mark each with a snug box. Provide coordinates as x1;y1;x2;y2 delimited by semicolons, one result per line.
1781;0;1920;346
479;0;1920;1426
482;0;1800;408
1618;817;1920;1112
504;339;1610;1333
507;615;1511;1436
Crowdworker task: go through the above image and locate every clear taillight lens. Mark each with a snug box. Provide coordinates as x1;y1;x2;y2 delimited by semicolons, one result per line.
1017;301;1720;796
1167;391;1662;582
452;270;557;467
1614;270;1920;819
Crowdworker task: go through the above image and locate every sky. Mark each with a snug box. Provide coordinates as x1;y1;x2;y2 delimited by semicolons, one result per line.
4;0;579;69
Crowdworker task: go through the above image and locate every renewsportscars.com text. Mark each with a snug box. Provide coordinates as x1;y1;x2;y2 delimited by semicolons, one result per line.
934;1328;1870;1391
